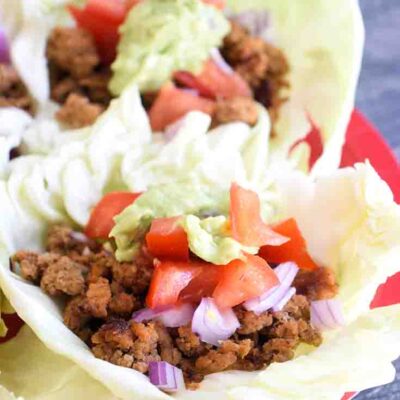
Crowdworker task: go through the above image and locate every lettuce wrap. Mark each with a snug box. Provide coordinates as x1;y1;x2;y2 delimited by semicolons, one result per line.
0;81;399;399
0;0;363;177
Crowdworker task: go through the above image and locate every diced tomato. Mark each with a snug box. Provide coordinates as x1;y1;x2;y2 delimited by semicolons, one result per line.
259;218;319;271
230;183;289;247
124;0;141;10
148;83;216;131
146;260;214;308
69;0;128;64
146;217;189;261
213;255;278;308
179;264;221;303
174;59;252;100
84;192;142;239
202;0;226;9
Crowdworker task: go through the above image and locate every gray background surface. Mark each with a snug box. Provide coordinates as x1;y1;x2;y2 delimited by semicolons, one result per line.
355;1;399;399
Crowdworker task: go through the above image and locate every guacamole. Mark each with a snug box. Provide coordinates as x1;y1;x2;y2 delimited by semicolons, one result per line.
109;0;230;95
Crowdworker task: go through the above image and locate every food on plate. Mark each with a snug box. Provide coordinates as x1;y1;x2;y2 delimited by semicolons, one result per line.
0;83;399;398
0;0;363;175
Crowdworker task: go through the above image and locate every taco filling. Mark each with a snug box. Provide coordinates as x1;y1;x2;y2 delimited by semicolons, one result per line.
11;182;340;392
0;0;288;133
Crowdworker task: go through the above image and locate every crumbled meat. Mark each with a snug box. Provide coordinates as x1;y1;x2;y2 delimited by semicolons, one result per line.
56;93;104;129
47;27;99;79
86;278;112;318
86;251;113;283
262;338;296;364
12;251;60;283
195;339;252;374
64;295;92;341
109;292;138;317
154;323;182;365
40;256;86;296
222;21;289;128
235;307;273;335
112;257;152;295
92;320;160;372
47;27;111;127
0;64;34;113
213;96;259;127
294;267;339;300
176;326;209;357
46;225;99;256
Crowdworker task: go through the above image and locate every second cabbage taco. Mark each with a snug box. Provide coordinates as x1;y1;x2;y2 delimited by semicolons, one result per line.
0;84;399;399
0;0;363;175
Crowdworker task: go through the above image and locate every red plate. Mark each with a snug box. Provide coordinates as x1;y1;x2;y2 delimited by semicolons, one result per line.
1;110;400;398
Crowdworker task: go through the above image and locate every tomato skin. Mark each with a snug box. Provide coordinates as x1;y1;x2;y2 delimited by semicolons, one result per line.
146;260;211;308
146;217;189;261
230;183;289;247
69;0;127;64
175;59;252;100
149;83;216;131
179;264;221;303
85;192;142;239
202;0;226;9
213;255;278;308
259;218;319;271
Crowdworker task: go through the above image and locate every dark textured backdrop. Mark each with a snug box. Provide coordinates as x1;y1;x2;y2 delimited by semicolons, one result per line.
355;1;400;399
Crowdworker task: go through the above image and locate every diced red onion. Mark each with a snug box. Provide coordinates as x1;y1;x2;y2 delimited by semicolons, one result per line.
69;231;90;243
311;298;345;331
272;287;296;312
192;298;239;346
132;303;195;328
0;26;10;64
164;117;186;142
181;88;199;97
149;361;184;393
210;48;234;75
231;11;271;37
244;262;299;314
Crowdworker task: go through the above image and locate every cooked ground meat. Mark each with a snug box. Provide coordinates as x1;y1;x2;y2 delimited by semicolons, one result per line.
294;267;339;300
47;27;100;79
47;27;111;129
0;64;34;113
212;96;259;127
40;256;86;296
15;226;327;388
56;93;104;129
222;21;289;129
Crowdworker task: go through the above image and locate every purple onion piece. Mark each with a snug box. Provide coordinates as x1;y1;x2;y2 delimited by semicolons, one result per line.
210;48;234;75
272;287;296;312
311;299;345;331
149;361;184;393
0;26;10;64
230;10;271;38
192;298;240;346
132;303;195;328
244;262;299;314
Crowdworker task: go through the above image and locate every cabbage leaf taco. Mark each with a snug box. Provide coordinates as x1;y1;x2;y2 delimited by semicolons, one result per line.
0;0;363;176
0;84;399;400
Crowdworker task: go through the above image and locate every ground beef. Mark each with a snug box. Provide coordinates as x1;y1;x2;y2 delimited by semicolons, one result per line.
0;64;34;113
86;277;112;318
294;267;339;300
47;27;100;79
92;320;161;372
47;27;111;128
235;307;273;335
212;96;259;127
222;21;290;129
56;93;104;129
40;256;86;296
195;339;253;374
14;225;327;389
